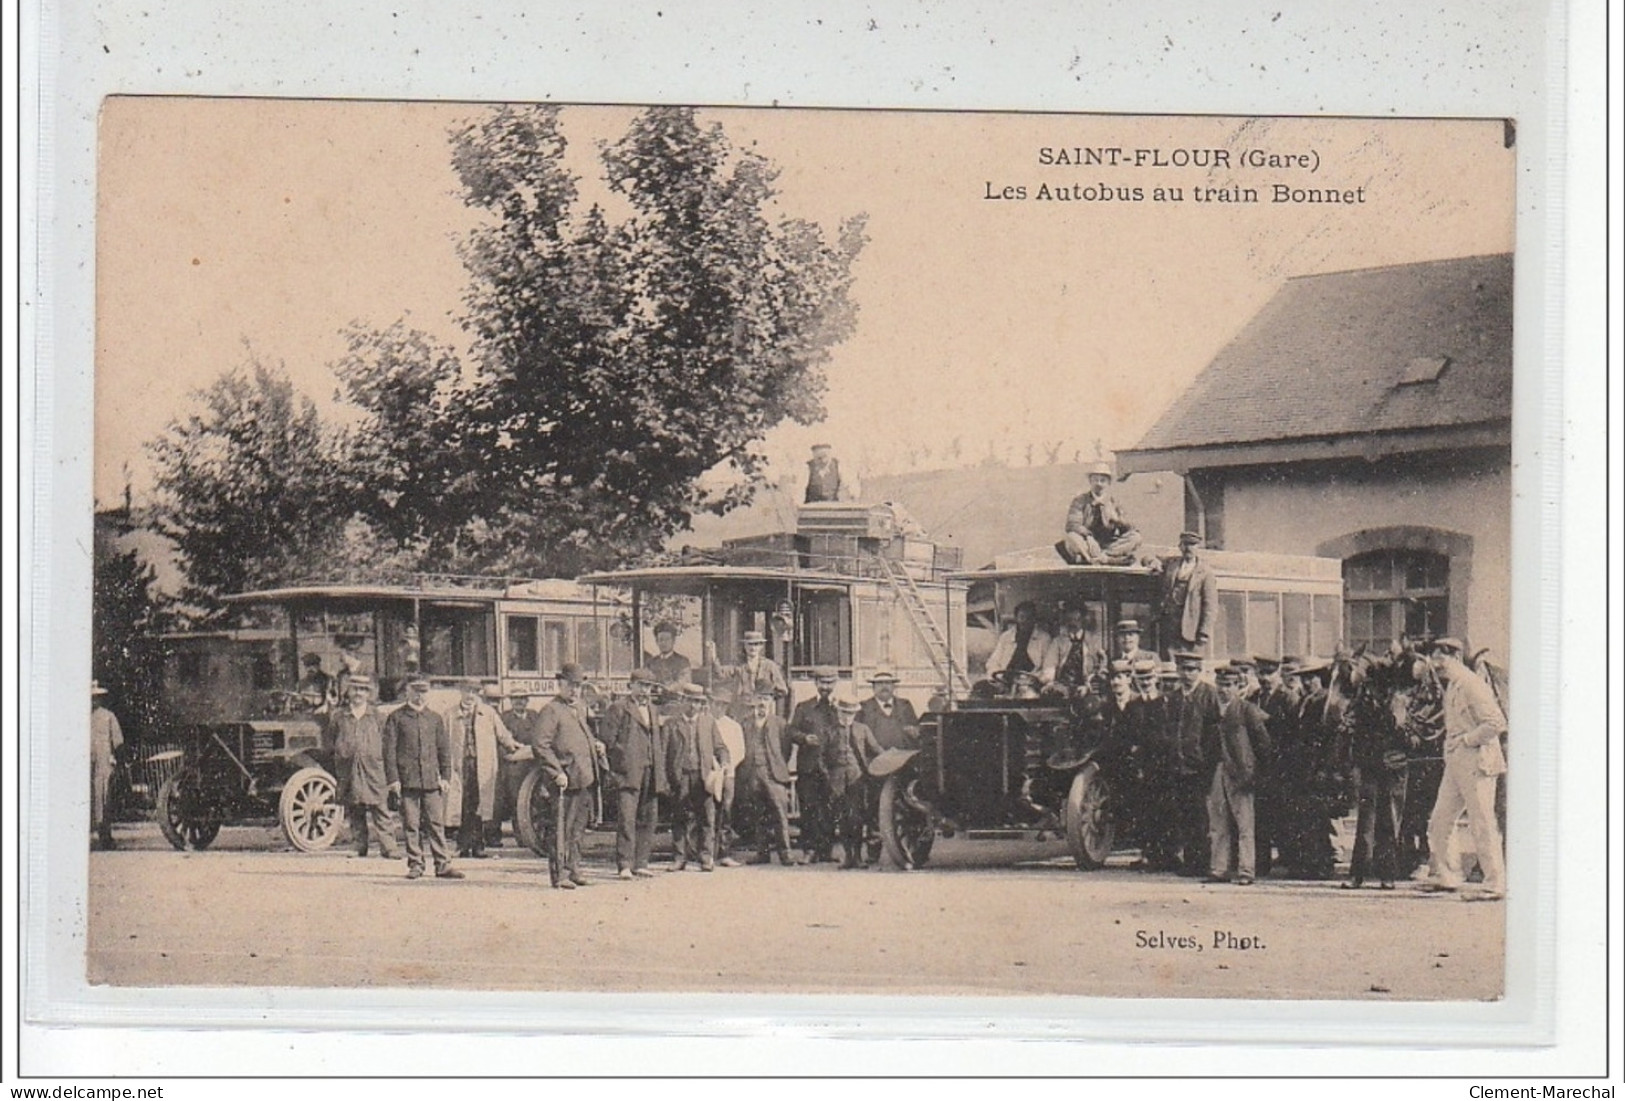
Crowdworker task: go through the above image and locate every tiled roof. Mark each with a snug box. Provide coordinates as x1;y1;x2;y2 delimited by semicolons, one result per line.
1129;254;1512;453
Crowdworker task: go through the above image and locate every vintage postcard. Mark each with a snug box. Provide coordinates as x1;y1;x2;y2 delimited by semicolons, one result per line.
86;99;1516;1006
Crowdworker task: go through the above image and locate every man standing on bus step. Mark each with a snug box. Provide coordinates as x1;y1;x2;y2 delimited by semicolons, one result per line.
790;667;842;862
600;668;667;879
327;676;399;859
707;630;789;721
741;687;799;865
1157;532;1218;657
1056;460;1143;566
447;682;523;860
857;668;920;750
643;621;693;693
532;664;601;888
664;683;729;872
1206;663;1272;885
493;687;542;848
383;677;462;880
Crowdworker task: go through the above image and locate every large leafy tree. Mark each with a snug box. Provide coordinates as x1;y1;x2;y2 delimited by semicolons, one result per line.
92;515;173;737
147;357;360;615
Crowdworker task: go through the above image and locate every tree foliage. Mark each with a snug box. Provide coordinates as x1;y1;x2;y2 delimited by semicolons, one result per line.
147;105;866;599
92;519;173;736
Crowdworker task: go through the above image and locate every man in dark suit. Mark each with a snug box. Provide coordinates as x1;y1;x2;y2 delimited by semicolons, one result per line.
382;677;462;880
740;688;799;864
856;668;919;750
532;663;601;889
1172;649;1222;876
1158;532;1218;656
600;668;666;879
829;695;885;869
789;667;842;862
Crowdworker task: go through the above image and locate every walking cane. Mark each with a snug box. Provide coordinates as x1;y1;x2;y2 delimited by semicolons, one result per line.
553;780;567;881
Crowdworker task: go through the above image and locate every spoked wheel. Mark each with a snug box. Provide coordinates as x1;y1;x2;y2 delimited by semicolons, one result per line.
878;774;935;870
278;767;343;852
514;765;555;858
1064;762;1115;870
156;770;223;851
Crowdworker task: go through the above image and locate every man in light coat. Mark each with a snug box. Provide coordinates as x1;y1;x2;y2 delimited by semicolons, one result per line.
1420;638;1507;901
90;682;123;851
444;682;522;859
1206;664;1272;885
1157;532;1218;656
327;675;399;859
985;601;1052;685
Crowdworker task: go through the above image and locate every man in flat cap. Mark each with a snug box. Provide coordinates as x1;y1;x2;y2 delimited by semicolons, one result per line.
804;443;843;504
445;681;523;860
1056;460;1143;566
90;682;123;851
1157;532;1217;657
707;630;789;721
1171;649;1221;876
383;677;462;880
741;687;799;865
1128;659;1181;871
494;687;542;848
1250;656;1297;878
663;683;729;872
790;666;842;862
532;664;601;888
1206;663;1272;885
1273;658;1338;879
600;668;667;879
1419;638;1507;901
829;694;885;869
857;668;920;751
328;675;399;859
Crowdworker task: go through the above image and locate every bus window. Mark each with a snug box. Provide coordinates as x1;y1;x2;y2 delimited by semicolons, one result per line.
796;591;852;670
607;619;634;674
1282;593;1312;659
1216;591;1247;658
507;615;541;674
543;618;571;673
422;603;495;678
575;618;602;675
1313;593;1343;655
1247;593;1279;660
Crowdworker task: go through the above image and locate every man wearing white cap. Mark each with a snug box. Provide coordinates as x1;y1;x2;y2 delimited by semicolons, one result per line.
90;682;123;851
1056;460;1142;566
1420;639;1507;901
327;675;399;859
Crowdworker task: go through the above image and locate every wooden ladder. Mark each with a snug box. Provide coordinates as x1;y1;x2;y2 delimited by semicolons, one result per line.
872;553;972;696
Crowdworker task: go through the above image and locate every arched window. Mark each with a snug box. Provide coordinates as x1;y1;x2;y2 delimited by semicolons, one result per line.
1343;549;1449;649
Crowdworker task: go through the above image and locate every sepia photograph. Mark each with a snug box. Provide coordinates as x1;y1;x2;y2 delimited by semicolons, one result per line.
84;99;1517;1004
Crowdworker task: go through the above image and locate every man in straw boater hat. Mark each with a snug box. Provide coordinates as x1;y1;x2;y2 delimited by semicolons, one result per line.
531;663;601;888
856;667;920;751
1417;637;1507;901
707;629;789;721
90;681;124;851
383;676;462;880
829;693;885;869
327;674;399;859
1056;459;1143;566
1157;531;1218;657
599;668;667;880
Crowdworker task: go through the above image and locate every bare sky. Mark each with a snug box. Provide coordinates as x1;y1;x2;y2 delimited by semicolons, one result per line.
96;100;1515;506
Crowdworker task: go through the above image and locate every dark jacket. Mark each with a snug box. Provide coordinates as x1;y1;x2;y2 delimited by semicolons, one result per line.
827;720;884;793
789;695;841;776
856;696;920;750
533;697;598;792
600;696;667;793
663;711;728;779
741;713;794;785
328;704;389;806
1175;681;1222;776
383;703;452;792
1216;696;1271;789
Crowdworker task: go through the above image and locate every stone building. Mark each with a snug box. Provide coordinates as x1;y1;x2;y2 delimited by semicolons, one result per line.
1117;253;1513;661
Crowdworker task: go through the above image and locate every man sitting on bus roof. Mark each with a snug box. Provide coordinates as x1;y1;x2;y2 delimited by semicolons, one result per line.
1056;460;1143;566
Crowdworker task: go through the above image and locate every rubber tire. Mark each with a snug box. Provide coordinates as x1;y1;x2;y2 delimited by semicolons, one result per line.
156;770;222;851
514;765;554;858
278;766;343;852
1064;763;1114;870
877;774;934;870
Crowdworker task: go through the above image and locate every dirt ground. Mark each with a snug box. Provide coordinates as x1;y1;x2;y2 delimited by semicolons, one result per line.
86;821;1504;1000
